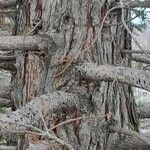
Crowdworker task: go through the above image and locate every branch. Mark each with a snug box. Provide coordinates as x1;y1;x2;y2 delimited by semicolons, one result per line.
77;63;150;92
0;91;80;132
108;126;150;149
121;50;150;54
0;55;16;62
0;145;16;150
0;35;56;52
0;0;18;9
132;54;150;64
129;0;150;8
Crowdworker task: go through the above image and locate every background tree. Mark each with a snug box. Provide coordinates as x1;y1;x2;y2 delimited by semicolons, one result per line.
0;0;150;150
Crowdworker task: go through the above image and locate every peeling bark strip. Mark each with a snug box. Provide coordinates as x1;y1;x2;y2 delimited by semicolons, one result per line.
0;35;56;52
0;91;80;132
77;63;150;92
0;0;18;8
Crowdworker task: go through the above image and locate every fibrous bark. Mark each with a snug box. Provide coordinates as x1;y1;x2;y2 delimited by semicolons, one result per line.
77;63;150;92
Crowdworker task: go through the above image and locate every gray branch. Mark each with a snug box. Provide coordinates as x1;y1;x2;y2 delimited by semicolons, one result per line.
0;0;18;9
0;55;16;62
0;91;80;132
132;54;150;64
108;126;150;150
0;35;56;52
77;63;150;92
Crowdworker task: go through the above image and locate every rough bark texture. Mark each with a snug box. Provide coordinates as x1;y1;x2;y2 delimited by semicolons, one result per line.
3;0;140;150
0;35;56;51
0;91;80;132
77;63;150;91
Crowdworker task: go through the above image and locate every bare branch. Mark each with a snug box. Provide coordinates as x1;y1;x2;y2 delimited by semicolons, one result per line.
0;91;80;132
129;0;150;8
0;0;18;9
132;54;150;64
77;63;150;92
0;145;16;150
108;126;150;149
121;50;150;54
0;55;16;62
0;35;56;52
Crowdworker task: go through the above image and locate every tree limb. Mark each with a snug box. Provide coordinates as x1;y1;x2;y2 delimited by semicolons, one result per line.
0;55;16;62
0;0;18;9
0;91;80;132
0;145;16;150
108;126;150;150
77;63;150;92
132;54;150;64
121;50;150;54
128;0;150;8
0;35;56;52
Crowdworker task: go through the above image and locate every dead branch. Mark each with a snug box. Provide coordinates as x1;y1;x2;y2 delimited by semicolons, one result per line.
0;145;17;150
0;91;80;132
0;0;18;9
108;126;150;150
0;55;16;62
0;35;56;52
121;50;150;54
132;54;150;64
77;63;150;92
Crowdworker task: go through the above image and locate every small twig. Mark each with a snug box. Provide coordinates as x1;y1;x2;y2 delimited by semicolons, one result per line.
46;131;74;150
26;20;42;36
50;114;110;131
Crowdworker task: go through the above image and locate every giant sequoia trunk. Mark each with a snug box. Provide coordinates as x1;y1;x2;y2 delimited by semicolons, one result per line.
4;0;139;149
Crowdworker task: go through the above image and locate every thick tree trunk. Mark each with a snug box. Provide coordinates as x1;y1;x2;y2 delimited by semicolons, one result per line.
8;0;139;150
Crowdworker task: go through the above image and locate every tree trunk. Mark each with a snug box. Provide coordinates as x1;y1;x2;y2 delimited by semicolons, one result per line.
10;0;139;149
